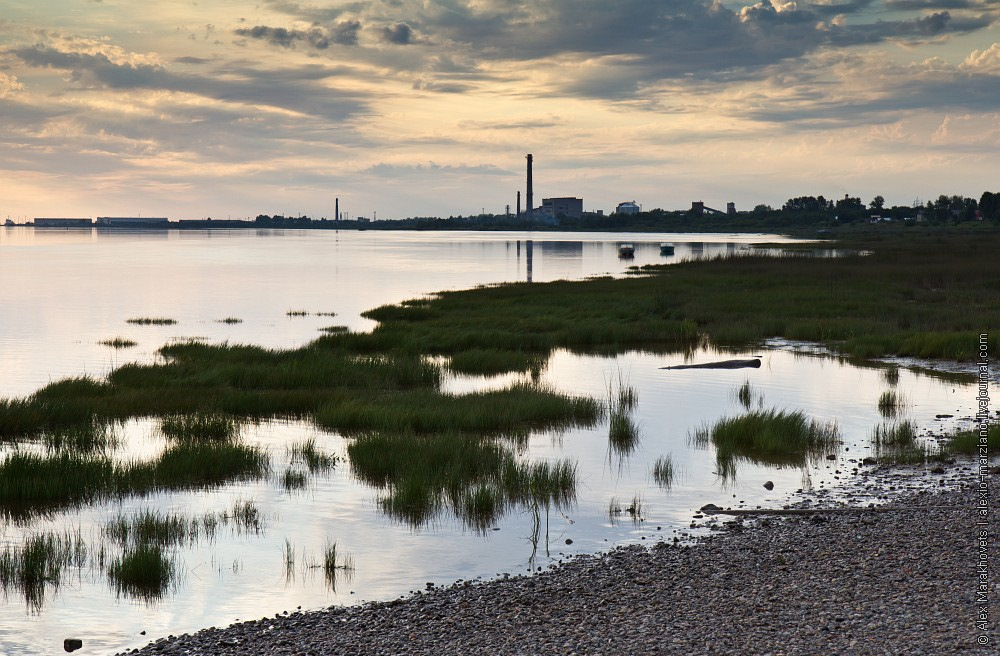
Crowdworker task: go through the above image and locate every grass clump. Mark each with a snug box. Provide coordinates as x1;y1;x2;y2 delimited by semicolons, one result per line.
734;379;761;410
606;377;640;457
347;431;576;531
447;349;545;376
42;420;119;453
289;438;337;473
943;423;1000;455
281;468;308;491
651;455;675;489
161;413;240;441
100;338;137;349
877;390;907;418
126;317;176;326
107;544;174;601
0;442;268;513
318;325;349;334
693;409;840;479
871;420;918;446
286;310;309;317
0;531;87;611
217;317;242;324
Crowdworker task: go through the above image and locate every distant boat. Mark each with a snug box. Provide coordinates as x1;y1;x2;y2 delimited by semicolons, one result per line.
618;243;635;258
659;242;675;255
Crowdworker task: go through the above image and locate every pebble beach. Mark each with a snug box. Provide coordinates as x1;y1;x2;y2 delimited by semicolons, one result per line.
114;465;997;656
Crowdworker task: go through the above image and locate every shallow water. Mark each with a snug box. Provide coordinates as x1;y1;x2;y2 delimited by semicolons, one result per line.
0;228;978;655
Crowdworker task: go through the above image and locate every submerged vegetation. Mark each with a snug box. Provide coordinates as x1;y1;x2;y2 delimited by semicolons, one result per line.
107;544;175;601
126;317;176;326
877;390;907;418
693;409;840;481
0;531;87;611
651;456;675;489
100;337;137;349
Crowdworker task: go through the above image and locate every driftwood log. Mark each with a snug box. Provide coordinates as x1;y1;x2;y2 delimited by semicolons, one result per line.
661;358;762;370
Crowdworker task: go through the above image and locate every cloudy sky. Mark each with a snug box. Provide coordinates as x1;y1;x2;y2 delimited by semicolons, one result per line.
1;1;998;219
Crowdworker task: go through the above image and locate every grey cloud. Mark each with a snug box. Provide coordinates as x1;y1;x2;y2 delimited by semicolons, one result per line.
885;0;983;8
233;20;360;49
364;162;511;177
382;22;414;44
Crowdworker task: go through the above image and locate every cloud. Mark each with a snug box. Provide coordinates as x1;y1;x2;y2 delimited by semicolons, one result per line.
234;20;361;49
382;22;415;45
0;72;24;97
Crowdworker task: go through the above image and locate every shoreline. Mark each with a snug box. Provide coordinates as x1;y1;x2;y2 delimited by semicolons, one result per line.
114;463;997;656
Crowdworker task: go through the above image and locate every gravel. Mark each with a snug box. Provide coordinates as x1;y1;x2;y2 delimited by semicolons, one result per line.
115;467;997;656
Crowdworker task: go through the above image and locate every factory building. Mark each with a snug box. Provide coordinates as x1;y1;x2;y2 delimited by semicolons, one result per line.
96;216;170;228
34;218;93;227
615;201;641;215
540;197;583;220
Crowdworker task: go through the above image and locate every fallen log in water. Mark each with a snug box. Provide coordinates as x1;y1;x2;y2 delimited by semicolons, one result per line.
661;358;762;370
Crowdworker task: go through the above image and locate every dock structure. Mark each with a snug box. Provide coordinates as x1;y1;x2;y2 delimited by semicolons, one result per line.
96;216;169;228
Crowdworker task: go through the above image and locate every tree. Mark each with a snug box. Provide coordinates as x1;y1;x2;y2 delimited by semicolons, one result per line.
979;191;1000;221
869;195;885;211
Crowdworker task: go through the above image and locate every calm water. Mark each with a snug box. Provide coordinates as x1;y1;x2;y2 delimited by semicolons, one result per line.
0;228;976;655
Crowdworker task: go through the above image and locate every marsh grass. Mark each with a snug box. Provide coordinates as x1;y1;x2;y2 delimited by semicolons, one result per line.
281;468;308;491
105;501;263;547
322;541;354;583
347;431;577;530
42;420;120;453
286;310;309;317
877;390;907;418
626;494;643;523
0;530;86;611
100;338;137;349
107;544;175;601
608;497;623;522
288;438;337;473
447;349;545;376
315;311;337;317
693;409;840;480
217;317;242;324
734;379;761;410
651;455;675;489
318;325;349;334
126;317;176;326
607;376;640;457
870;420;918;446
882;366;900;386
943;423;1000;455
0;442;268;512
161;413;241;441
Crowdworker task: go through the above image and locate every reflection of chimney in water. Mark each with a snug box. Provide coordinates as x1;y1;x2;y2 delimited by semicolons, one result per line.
526;154;533;220
526;239;533;283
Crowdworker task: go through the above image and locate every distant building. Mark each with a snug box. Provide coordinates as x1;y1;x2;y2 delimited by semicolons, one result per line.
691;201;705;216
727;202;736;216
34;218;93;228
615;201;641;215
96;216;169;228
541;197;583;220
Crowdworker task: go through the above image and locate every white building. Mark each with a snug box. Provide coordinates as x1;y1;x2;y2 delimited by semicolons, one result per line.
615;201;641;215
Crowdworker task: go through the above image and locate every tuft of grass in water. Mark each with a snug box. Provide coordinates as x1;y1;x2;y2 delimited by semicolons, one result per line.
870;420;918;446
692;408;840;480
651;455;675;489
161;413;240;441
107;544;174;602
316;383;600;436
217;317;242;324
734;379;761;410
281;468;308;491
626;494;643;522
126;317;177;325
288;438;337;473
315;311;337;317
606;376;640;457
608;497;623;522
877;390;907;418
318;325;349;334
943;423;1000;455
0;441;269;513
42;420;120;453
322;541;354;579
106;500;264;547
882;366;900;386
286;310;309;317
348;431;576;531
100;338;137;349
447;349;546;377
0;530;87;612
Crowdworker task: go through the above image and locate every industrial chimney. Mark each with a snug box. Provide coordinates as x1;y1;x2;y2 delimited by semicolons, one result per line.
335;197;339;221
526;154;533;220
517;191;521;217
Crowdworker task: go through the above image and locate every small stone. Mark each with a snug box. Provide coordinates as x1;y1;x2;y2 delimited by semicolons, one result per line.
763;481;774;490
64;639;83;653
826;454;837;460
565;538;573;545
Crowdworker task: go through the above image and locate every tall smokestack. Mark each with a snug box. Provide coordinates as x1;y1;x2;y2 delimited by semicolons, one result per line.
335;197;339;221
517;191;521;217
526;154;533;220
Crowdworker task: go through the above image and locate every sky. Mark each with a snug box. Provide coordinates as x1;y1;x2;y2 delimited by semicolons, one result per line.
1;0;998;220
